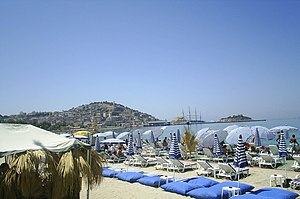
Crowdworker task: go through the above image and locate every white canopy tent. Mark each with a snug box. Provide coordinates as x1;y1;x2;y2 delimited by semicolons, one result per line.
0;123;89;157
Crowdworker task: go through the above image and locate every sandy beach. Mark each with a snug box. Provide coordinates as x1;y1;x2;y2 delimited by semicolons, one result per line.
80;161;300;199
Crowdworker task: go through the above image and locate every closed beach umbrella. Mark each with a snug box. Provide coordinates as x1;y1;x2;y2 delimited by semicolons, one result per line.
126;134;134;155
112;131;116;139
150;130;155;144
254;128;262;147
95;136;100;151
226;127;252;145
169;133;181;180
279;131;287;157
233;134;248;187
169;133;181;159
279;131;288;177
213;134;223;156
233;135;248;168
136;132;142;149
89;135;94;146
223;125;239;133
177;129;181;144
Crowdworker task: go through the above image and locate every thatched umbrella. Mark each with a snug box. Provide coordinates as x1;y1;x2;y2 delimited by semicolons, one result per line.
0;149;104;199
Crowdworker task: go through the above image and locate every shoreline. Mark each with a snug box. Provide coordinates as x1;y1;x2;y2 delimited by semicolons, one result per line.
144;119;267;127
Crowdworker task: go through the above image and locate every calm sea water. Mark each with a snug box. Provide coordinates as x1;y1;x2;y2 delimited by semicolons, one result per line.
135;118;300;146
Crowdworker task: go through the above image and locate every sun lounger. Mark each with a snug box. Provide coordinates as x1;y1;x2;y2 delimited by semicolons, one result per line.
246;153;261;166
292;155;300;170
217;163;249;180
124;154;136;166
133;154;157;167
154;156;171;170
110;154;126;163
199;148;214;161
269;145;279;157
196;160;219;178
168;159;197;172
258;153;281;168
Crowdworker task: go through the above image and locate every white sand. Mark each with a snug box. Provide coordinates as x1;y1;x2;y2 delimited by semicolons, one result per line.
80;162;300;199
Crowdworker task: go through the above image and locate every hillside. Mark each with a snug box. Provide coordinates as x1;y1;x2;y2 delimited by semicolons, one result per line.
0;101;158;132
219;114;252;122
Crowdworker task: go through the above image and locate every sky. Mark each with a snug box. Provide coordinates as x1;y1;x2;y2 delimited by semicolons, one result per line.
0;1;300;121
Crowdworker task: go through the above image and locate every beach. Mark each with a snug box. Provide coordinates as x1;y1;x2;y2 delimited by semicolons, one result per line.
80;161;300;199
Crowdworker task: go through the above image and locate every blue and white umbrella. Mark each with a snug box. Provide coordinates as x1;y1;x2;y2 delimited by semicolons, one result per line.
89;134;94;146
136;132;142;149
233;134;248;168
254;128;262;147
169;133;181;159
279;131;288;177
279;131;287;157
150;130;155;144
95;136;100;151
233;134;248;187
126;134;134;155
213;134;223;156
177;129;181;144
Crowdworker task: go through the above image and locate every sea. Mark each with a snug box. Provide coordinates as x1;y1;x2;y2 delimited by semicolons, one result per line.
131;118;300;146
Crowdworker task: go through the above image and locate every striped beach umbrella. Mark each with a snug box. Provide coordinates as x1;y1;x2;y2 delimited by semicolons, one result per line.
279;131;287;157
254;128;262;147
233;134;248;168
136;132;142;149
233;134;248;188
89;134;94;146
169;133;181;159
95;136;100;151
126;133;134;155
279;130;288;177
150;130;155;144
213;134;223;156
112;131;116;139
177;129;181;144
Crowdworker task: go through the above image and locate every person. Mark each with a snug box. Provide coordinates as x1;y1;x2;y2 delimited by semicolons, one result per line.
290;134;299;145
290;134;299;154
162;137;168;148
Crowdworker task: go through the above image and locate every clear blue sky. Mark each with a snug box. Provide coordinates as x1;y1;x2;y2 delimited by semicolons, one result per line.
1;1;299;121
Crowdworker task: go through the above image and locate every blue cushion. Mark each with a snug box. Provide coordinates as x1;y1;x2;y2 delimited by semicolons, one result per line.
161;181;204;195
231;194;272;199
116;172;145;183
137;176;169;187
211;182;254;194
102;168;119;177
186;176;219;187
187;187;217;199
187;181;254;199
252;188;299;199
